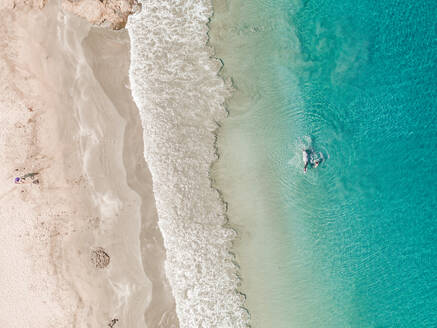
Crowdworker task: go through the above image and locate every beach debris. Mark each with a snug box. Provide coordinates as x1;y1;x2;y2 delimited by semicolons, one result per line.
108;318;119;327
90;247;111;269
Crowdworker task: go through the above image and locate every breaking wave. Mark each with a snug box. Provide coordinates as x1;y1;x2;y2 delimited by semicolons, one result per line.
127;1;249;327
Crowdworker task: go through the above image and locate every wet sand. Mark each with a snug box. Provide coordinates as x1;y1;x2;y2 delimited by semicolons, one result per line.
0;1;177;327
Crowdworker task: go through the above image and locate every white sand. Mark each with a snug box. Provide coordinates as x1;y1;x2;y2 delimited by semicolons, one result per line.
0;1;177;327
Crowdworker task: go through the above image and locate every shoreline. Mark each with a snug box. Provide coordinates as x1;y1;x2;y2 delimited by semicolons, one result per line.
127;1;249;326
1;0;252;326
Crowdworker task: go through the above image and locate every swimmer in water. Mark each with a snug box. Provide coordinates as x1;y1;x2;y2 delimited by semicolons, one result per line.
313;151;323;168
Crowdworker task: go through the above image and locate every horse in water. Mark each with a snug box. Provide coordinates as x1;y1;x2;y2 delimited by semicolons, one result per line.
302;148;322;173
303;149;310;173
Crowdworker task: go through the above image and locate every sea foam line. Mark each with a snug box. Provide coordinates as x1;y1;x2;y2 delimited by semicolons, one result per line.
126;1;249;327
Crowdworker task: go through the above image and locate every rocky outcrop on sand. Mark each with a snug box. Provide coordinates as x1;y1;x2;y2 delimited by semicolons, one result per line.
62;0;140;30
4;0;139;30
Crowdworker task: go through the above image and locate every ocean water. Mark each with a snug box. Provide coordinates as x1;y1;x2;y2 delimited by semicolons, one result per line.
211;0;437;327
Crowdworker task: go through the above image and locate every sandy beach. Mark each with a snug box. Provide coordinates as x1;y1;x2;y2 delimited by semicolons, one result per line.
3;0;433;327
0;1;177;327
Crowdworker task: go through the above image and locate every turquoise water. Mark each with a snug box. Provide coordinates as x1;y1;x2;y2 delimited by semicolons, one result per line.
211;0;437;326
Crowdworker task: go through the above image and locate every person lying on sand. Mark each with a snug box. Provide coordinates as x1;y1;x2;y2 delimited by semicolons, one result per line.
14;172;39;184
22;172;39;179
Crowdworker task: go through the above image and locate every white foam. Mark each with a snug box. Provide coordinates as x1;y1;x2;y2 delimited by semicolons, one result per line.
126;1;249;327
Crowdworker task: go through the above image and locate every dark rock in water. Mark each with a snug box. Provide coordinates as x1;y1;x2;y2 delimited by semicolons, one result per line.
90;247;110;269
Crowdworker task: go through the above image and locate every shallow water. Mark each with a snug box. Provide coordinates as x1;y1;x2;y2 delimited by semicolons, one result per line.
211;0;437;326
